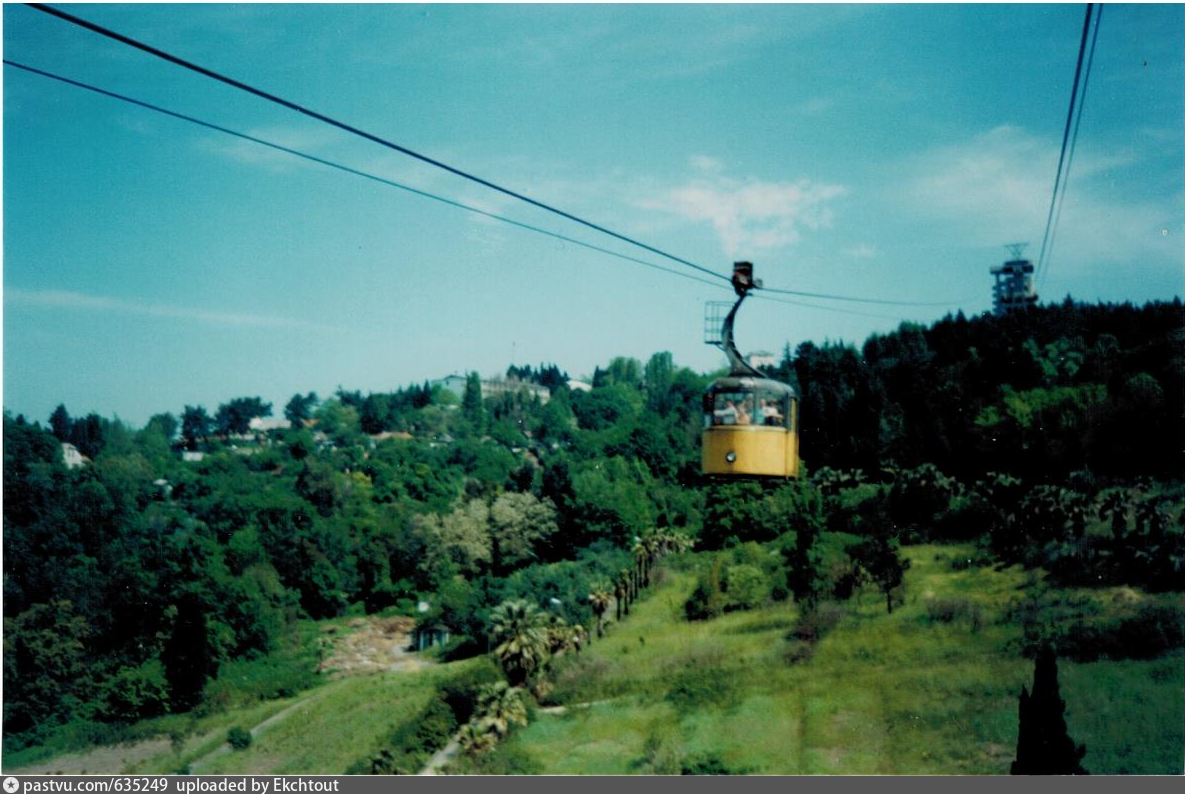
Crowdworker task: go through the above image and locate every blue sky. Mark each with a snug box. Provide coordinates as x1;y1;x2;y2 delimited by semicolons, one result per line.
4;3;1183;427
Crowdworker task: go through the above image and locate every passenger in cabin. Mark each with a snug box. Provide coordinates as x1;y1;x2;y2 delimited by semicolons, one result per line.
761;399;784;426
715;400;738;425
735;401;751;425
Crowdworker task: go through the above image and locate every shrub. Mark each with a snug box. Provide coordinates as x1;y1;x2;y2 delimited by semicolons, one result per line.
413;698;458;752
684;558;725;621
199;648;319;711
764;480;826;541
681;754;752;775
933;496;1004;542
721;564;770;612
343;757;369;775
363;694;463;775
923;596;983;630
95;658;170;722
366;748;415;775
701;481;774;549
439;658;503;724
227;726;252;750
1018;599;1185;662
1112;604;1185;657
788;601;845;644
440;636;486;662
888;464;959;538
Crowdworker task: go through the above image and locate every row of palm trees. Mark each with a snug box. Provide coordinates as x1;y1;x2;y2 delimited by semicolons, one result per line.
588;530;695;638
458;529;693;756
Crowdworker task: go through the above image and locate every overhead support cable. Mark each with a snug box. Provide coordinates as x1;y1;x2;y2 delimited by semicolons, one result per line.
2;58;724;291
6;60;930;329
27;2;730;285
1036;3;1097;283
760;284;970;307
1038;4;1103;287
752;294;911;322
25;3;971;311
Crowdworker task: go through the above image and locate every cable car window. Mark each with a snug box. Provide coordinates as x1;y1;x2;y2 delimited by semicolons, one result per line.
708;391;755;426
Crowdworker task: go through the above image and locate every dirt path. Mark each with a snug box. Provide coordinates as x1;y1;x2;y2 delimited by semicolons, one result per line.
538;700;611;716
5;738;175;776
187;688;334;773
418;734;463;776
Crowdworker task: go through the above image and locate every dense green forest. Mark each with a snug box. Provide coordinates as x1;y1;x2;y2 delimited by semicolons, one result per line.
4;298;1183;767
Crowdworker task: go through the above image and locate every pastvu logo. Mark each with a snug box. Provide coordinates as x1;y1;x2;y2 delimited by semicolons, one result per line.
3;777;21;794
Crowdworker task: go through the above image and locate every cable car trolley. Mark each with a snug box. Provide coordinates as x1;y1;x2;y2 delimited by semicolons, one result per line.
702;262;800;478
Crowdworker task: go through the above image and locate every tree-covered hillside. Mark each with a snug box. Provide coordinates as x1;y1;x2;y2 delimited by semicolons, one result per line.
4;298;1183;759
773;298;1184;479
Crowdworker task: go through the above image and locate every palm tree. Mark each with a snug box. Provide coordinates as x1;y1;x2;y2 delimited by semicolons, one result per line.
1098;492;1127;542
587;588;612;638
458;721;498;755
488;599;549;686
545;615;575;657
632;539;649;589
662;530;694;554
474;681;528;738
642;534;662;587
458;680;529;756
569;623;587;653
618;569;632;615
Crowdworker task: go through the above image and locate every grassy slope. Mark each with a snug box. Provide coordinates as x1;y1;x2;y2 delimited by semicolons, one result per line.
188;665;454;774
482;544;1184;775
129;658;483;775
4;618;473;776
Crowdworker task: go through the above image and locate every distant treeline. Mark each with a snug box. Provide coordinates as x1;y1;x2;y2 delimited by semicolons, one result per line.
771;298;1184;481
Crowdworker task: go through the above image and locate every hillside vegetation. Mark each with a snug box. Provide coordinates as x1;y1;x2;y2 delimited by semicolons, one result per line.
4;299;1183;774
457;546;1182;774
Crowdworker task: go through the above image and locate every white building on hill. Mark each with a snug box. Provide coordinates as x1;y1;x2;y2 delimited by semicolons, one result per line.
60;442;86;469
433;374;550;404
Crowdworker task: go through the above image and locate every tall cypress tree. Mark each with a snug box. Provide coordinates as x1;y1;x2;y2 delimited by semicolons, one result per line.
162;598;217;711
49;404;71;442
1011;644;1088;775
462;372;485;433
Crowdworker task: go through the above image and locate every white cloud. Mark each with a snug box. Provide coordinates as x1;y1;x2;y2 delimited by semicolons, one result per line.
640;163;847;257
907;125;1048;234
196;123;345;172
5;289;336;331
903;125;1182;276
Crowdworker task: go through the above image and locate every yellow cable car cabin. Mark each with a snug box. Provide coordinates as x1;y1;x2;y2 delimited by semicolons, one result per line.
702;376;799;478
701;261;800;479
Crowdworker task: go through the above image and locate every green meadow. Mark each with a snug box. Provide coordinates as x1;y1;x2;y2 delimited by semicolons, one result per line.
460;544;1184;775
